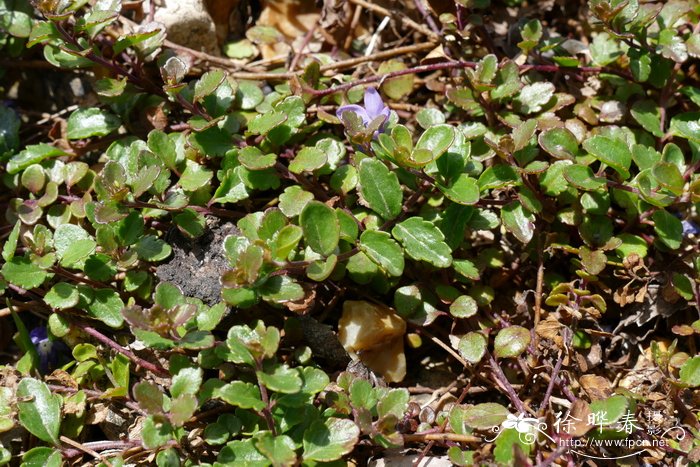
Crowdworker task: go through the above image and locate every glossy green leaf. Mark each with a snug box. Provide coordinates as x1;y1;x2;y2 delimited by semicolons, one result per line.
358;158;402;220
538;127;579;159
303;418;360;462
562;164;608;191
583;135;632;179
17;378;61;445
501;202;535;244
66;108;121;140
392;217;452;268
494;325;531;358
457;332;487;364
630;100;663;137
438;174;480;205
217;381;265;410
299;201;339;256
359;230;404;277
652;209;683;249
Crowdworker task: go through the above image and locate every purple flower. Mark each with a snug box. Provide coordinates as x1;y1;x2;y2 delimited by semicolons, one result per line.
30;326;69;375
336;87;390;130
682;220;699;236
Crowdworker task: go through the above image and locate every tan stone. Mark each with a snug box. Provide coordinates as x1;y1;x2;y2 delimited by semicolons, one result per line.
338;300;407;383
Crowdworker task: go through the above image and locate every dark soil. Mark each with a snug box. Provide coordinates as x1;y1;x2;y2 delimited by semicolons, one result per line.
156;218;239;306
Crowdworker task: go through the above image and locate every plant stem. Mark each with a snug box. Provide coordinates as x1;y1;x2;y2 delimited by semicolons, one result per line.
307;60;633;97
78;323;169;377
487;351;529;415
255;360;278;436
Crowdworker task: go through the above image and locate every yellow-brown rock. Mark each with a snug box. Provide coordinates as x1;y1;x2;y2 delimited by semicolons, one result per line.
338;300;407;383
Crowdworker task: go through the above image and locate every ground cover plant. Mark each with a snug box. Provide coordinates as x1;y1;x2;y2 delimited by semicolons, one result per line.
1;0;700;465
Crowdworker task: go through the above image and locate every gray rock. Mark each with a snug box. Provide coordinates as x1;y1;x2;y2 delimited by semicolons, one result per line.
154;0;219;55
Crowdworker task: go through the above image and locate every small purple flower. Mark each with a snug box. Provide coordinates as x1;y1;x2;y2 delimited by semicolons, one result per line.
336;87;391;130
682;220;700;236
30;326;69;375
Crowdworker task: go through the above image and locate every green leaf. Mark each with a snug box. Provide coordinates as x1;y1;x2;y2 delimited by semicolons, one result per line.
413;124;455;164
197;303;227;332
306;254;337;282
17;378;61;445
141;416;173;449
255;433;297;467
539;160;573;195
478;164;519;191
630;100;663;137
1;220;20;262
87;289;124;328
174;208;206;239
670;112;700;143
194;70;225;102
257;364;302;393
679;356;700;387
171;367;202;398
580;246;607;275
21;446;62;467
53;223;90;258
516;82;554;114
180;159;213;191
359;230;404;277
392;217;452;268
248;111;287;136
672;273;694;301
501;202;535;244
134;381;164;414
416;108;446;129
289;147;326;174
583;135;632;179
303;418;360;462
457;332;487;364
652;209;683;249
238;146;277;171
438;174;480;205
589;395;628;425
44;282;79;309
134;235;172;262
450;295;478;318
562;164;608;191
60;238;96;268
217;381;265;410
1;256;48;289
218;439;268;465
258;275;304;304
278;186;313;217
66;108;121;140
494;325;531;358
652;162;684;196
378;60;414;99
299;201;339;256
235;80;264;110
494;428;531;464
377;388;409;419
615;233;648;259
453;259;479;280
461;403;509;430
589;32;622;66
358;158;403;220
538;127;579;159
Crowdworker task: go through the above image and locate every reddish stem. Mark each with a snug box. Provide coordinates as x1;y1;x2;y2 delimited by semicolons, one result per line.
79;324;169;377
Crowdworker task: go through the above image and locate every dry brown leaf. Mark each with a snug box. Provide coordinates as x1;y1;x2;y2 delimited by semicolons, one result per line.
535;316;563;348
566;399;593;437
579;374;612;400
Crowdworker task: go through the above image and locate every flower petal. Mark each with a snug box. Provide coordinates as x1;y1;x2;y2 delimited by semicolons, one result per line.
363;87;386;119
337;104;370;125
30;326;48;345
